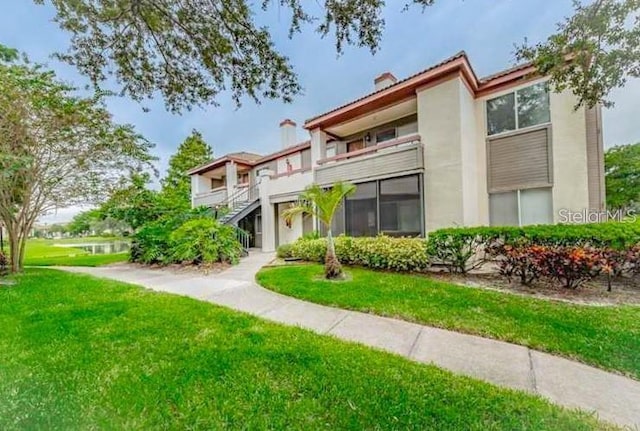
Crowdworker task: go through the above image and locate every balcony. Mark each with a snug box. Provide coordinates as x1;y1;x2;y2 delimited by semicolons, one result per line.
193;186;227;207
315;134;423;185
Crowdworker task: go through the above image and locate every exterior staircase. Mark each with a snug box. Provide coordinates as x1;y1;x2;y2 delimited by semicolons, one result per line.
213;183;260;256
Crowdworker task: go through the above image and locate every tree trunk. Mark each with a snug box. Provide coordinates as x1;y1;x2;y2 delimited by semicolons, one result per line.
324;228;342;279
7;225;20;273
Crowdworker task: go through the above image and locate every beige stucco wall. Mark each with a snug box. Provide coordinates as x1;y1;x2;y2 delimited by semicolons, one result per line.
549;90;590;221
277;203;303;246
276;152;302;174
418;77;465;231
459;80;481;226
191;174;211;196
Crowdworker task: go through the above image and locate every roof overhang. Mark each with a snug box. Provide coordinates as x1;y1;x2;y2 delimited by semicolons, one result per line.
187;156;255;176
304;52;539;132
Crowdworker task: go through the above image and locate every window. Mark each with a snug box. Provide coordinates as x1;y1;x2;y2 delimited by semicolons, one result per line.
375;129;396;144
345;181;378;237
238;172;249;184
326;145;336;158
489;187;552;226
379;176;421;236
487;93;516;135
486;82;550;136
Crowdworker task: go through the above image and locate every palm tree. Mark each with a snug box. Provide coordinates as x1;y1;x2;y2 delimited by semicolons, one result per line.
282;182;356;279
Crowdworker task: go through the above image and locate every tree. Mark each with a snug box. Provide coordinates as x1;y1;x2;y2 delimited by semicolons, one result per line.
99;172;161;231
282;182;355;279
38;0;435;112
517;0;640;109
40;1;639;113
68;209;102;236
161;130;213;211
0;52;154;273
605;142;640;210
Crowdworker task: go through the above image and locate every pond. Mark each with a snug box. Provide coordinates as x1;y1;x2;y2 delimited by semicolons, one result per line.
54;242;130;255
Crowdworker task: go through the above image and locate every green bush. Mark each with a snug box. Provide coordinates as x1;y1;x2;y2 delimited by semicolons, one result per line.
276;243;294;259
289;235;430;272
170;218;241;265
131;210;242;266
291;238;327;263
130;216;183;265
427;221;640;273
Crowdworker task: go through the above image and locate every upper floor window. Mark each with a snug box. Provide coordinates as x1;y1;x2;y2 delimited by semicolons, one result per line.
375;129;396;143
486;82;550;136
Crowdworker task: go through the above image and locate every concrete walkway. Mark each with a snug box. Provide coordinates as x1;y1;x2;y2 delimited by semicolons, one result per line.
61;252;640;428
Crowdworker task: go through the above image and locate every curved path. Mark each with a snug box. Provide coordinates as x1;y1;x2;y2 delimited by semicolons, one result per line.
61;252;640;428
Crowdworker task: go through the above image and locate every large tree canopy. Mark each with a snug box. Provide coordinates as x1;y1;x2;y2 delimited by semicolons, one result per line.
39;0;640;112
0;52;155;272
38;0;434;112
516;0;640;108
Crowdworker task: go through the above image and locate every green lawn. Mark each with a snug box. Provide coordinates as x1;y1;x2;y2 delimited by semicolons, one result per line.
0;269;608;430
257;264;640;379
15;237;129;266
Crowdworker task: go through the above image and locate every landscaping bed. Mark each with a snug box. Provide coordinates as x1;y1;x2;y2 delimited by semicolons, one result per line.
0;269;607;430
429;271;640;305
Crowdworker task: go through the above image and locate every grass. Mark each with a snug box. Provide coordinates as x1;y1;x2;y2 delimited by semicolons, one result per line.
257;264;640;379
0;269;608;430
24;253;128;267
8;237;130;267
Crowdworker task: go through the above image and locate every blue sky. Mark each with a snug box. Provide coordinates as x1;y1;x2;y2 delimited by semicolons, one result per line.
2;0;638;222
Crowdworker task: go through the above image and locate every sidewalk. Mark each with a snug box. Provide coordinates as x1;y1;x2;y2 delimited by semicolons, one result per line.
61;252;640;428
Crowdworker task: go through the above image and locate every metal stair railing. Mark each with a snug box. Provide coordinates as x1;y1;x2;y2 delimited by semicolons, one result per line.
212;182;259;222
234;227;250;256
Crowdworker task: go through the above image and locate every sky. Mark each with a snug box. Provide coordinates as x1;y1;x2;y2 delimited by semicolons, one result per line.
1;0;639;223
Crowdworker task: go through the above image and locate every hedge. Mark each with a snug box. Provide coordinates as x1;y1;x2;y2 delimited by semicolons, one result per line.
427;221;640;273
282;235;430;272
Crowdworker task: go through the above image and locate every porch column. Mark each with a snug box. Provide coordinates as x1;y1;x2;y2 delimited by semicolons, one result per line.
225;161;238;206
258;170;276;252
310;128;327;166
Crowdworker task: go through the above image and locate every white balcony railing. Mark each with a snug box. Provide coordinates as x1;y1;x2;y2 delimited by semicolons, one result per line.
315;134;423;185
193;186;227;207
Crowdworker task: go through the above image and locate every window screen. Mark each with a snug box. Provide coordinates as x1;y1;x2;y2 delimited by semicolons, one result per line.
345;181;377;236
379;176;421;236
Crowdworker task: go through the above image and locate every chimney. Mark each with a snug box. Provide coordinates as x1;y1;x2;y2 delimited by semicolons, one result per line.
374;72;397;91
280;119;297;149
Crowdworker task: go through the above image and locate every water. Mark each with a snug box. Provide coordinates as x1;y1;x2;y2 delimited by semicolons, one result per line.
54;242;130;255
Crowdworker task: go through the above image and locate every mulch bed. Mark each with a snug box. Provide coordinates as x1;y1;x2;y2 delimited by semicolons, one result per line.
427;270;640;306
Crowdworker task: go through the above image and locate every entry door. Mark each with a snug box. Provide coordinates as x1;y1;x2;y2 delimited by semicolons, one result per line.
347;139;365;153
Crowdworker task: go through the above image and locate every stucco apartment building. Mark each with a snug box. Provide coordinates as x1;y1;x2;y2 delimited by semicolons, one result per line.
188;51;605;252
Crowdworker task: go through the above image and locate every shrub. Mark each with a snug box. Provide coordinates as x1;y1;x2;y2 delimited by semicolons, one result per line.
426;230;488;273
276;244;294;259
289;235;430;272
130;216;182;264
490;244;546;285
291;238;327;263
131;210;242;266
538;246;602;289
430;221;640;254
170;218;242;265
